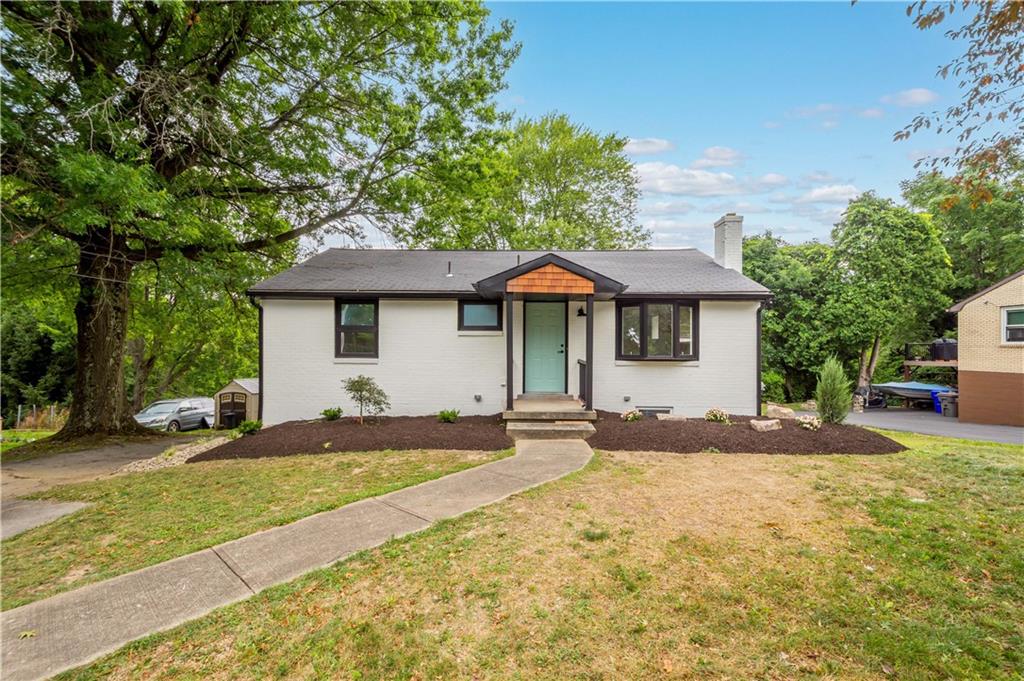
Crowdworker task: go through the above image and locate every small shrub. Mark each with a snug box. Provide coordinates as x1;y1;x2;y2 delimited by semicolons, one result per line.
581;526;610;542
704;408;731;424
343;375;391;424
815;356;852;424
321;407;343;421
621;408;643;422
437;409;460;423
237;420;262;436
797;415;822;431
702;446;721;454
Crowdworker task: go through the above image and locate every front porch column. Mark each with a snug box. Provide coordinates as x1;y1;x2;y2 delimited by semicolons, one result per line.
585;294;594;410
505;292;514;411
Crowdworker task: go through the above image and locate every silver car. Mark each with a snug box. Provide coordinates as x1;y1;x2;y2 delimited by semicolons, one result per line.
134;397;214;432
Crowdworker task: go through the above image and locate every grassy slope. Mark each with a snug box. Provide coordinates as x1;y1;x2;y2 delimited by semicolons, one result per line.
2;449;508;609
58;431;1023;681
0;429;57;458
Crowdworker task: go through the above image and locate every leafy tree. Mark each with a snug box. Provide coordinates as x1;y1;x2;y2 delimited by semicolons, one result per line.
828;193;953;389
898;2;1024;192
343;375;390;424
815;356;851;424
0;302;76;423
396;113;649;249
743;234;837;400
901;169;1024;302
1;2;516;438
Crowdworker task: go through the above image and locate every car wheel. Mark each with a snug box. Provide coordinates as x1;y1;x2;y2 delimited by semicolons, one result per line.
166;420;181;432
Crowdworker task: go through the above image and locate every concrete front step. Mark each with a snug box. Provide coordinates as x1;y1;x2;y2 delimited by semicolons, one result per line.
505;421;596;441
503;410;597;422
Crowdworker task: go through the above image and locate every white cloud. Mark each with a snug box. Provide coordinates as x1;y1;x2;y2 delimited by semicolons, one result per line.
790;103;839;118
706;201;770;214
763;121;782;129
636;162;743;196
821;120;840;130
881;88;939;107
690;146;744;169
802;170;840;184
641;200;696;216
794;184;860;204
906;146;954;162
859;107;885;118
753;173;789;190
625;137;675;155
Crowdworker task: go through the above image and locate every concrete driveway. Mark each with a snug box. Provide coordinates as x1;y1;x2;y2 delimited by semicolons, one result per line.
841;409;1023;445
1;436;191;540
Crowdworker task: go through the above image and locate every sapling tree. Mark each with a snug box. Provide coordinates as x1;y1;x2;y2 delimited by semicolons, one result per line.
815;356;852;424
343;375;390;425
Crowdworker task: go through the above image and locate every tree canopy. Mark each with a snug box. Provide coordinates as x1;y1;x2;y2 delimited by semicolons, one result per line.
395;113;649;249
1;1;517;436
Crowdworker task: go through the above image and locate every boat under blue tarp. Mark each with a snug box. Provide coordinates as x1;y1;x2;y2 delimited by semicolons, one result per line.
871;381;952;400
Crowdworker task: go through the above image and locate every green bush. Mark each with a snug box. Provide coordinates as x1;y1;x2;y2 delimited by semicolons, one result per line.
237;420;262;436
762;370;786;404
343;375;390;424
621;409;642;422
321;407;343;421
437;409;459;423
815;356;852;424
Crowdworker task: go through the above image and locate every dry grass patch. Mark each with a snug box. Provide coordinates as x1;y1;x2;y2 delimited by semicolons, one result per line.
64;435;1024;680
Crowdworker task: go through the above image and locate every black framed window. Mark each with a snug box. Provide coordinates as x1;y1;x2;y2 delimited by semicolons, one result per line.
616;300;699;360
458;300;502;331
335;299;378;357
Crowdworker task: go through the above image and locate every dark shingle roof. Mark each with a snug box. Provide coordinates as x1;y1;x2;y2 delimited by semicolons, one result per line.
249;249;770;297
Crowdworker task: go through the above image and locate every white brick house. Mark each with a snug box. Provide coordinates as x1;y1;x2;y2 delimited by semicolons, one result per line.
250;215;770;424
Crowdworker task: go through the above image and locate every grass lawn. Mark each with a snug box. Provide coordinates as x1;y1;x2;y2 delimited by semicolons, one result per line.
2;448;508;610
58;431;1023;680
0;429;57;457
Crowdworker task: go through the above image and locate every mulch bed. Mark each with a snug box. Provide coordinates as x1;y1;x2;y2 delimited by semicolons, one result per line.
588;411;906;455
188;415;512;462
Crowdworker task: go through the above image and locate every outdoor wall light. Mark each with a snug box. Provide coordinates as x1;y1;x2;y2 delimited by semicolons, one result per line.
623;395;631;402
474;394;482;402
577;307;587;317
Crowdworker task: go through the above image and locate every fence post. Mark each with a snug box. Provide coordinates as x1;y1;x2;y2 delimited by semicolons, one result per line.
50;404;56;428
16;404;22;429
32;404;37;424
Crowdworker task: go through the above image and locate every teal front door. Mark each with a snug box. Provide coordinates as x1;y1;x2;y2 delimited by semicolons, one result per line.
524;302;566;393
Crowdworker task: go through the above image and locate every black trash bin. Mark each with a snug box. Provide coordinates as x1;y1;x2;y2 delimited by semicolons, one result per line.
931;338;958;361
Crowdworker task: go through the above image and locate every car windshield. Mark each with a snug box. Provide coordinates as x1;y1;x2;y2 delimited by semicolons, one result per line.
141;402;177;415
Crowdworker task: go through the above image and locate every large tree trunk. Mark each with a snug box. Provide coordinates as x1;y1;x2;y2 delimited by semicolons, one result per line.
56;239;150;439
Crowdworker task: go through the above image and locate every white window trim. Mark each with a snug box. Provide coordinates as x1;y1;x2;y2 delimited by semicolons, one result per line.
1002;305;1024;345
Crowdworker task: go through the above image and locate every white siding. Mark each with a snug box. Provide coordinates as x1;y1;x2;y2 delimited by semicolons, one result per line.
261;297;759;424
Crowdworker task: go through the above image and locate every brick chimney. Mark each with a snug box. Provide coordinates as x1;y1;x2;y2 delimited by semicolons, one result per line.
714;213;743;272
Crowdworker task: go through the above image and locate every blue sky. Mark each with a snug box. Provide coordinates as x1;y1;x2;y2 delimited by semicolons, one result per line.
485;1;963;252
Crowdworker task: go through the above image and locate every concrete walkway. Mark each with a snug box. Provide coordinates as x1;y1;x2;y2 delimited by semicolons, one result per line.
838;409;1023;445
1;500;90;540
1;439;593;681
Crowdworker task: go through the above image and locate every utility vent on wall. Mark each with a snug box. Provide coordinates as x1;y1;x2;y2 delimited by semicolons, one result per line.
638;406;672;417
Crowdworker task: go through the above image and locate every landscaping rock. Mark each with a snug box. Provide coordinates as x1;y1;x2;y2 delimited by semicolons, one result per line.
656;413;687;421
766;404;796;419
118;436;230;474
749;419;782;432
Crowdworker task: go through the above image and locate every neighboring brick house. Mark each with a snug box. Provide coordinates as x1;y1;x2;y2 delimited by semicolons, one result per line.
948;270;1024;427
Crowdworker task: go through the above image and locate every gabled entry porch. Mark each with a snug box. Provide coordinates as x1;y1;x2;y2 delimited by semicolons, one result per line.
473;253;627;413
